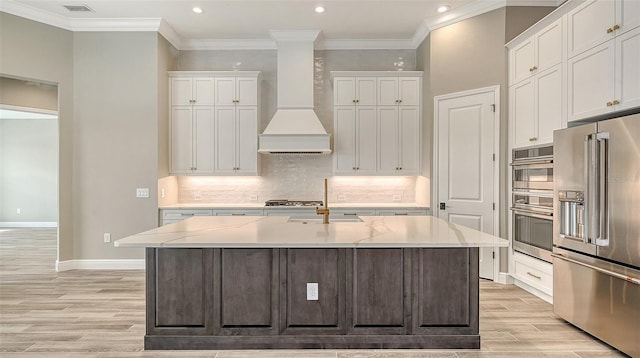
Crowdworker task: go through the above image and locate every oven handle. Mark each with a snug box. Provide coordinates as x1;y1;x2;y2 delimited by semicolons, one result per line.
510;162;554;170
509;158;553;166
511;208;553;220
551;253;640;285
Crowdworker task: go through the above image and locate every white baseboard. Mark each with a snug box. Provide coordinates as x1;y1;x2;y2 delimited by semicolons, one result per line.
514;277;553;304
495;272;515;285
0;222;57;228
56;259;144;271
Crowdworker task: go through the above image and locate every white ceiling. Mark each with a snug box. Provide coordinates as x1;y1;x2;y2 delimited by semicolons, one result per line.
1;0;561;49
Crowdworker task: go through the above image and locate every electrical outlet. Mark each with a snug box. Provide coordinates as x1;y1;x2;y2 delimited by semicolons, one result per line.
103;233;111;243
249;194;258;201
193;191;202;201
16;208;21;214
337;194;346;201
393;194;402;201
307;283;319;301
136;188;149;198
161;189;165;198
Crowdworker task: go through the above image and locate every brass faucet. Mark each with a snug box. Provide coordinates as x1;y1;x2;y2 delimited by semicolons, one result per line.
316;178;330;224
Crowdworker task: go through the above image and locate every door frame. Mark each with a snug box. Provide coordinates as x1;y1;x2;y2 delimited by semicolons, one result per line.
432;85;501;282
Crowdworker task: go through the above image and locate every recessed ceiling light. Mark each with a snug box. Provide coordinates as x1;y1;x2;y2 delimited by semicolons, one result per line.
437;5;450;13
315;6;325;13
192;7;203;14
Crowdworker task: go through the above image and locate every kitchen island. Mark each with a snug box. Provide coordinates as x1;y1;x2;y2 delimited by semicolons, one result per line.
115;215;508;350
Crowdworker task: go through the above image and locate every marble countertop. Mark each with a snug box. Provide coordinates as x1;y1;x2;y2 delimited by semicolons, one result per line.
159;203;429;209
115;216;507;249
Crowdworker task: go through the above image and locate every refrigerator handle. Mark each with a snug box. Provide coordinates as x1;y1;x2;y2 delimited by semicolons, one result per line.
595;132;609;246
584;134;592;245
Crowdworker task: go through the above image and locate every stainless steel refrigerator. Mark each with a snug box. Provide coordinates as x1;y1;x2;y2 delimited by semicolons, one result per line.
553;113;640;357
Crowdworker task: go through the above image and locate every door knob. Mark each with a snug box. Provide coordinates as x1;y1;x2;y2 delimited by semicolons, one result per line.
439;202;447;210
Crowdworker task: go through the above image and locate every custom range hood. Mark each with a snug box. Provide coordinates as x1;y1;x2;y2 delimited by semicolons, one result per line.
258;30;331;155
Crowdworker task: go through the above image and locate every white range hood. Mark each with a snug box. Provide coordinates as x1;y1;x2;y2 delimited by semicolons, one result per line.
258;30;331;155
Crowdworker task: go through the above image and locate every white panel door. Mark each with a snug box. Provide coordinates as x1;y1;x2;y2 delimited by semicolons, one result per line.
535;18;563;73
568;40;615;122
398;77;420;106
214;106;236;173
193;107;215;174
170;106;193;174
237;77;257;106
510;39;534;84
567;0;616;58
437;90;496;280
615;26;640;111
355;106;377;174
334;78;356;106
334;106;356;174
377;78;399;106
398;106;420;174
236;107;258;174
511;78;535;148
356;77;377;105
171;78;193;106
193;78;215;106
214;77;236;106
535;65;563;145
377;106;399;174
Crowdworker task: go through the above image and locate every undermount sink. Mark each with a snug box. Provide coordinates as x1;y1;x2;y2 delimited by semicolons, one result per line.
287;215;363;223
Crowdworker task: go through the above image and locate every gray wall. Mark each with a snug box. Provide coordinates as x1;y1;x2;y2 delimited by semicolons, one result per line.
157;35;178;178
506;6;556;43
0;12;74;261
0;118;58;223
72;32;160;260
0;77;58;111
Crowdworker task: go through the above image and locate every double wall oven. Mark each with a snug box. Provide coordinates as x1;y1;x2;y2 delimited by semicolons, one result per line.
511;144;554;263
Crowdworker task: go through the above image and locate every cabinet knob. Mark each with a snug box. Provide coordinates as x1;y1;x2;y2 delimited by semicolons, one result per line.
399;167;402;170
399;99;403;103
353;99;356;103
606;101;613;107
613;24;620;31
607;27;614;34
613;100;620;105
356;99;360;103
356;167;359;170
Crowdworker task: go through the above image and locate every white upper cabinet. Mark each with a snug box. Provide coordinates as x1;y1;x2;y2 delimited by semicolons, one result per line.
510;18;563;85
615;26;640;111
171;78;215;106
169;71;260;176
214;76;258;106
378;77;420;106
334;77;376;106
332;72;422;176
568;0;640;59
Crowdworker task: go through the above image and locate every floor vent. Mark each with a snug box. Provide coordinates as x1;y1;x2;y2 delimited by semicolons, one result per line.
63;4;94;12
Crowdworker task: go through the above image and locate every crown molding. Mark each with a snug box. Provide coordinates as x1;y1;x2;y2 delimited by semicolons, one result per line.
0;0;71;30
70;18;162;31
180;39;277;51
158;19;183;50
317;39;416;50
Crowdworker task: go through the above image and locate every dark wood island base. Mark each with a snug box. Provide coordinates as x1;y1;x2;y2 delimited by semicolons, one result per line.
145;247;480;350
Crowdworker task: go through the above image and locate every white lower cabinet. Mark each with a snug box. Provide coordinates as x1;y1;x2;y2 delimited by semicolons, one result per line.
331;209;376;217
161;209;214;226
377;209;429;216
512;252;553;303
213;209;264;216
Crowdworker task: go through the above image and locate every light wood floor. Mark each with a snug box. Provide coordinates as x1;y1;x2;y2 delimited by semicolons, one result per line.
0;228;627;357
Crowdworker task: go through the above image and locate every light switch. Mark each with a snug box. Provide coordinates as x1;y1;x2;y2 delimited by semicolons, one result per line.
136;188;149;198
307;283;318;301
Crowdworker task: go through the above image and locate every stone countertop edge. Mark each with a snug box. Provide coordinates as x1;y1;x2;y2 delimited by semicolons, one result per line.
115;216;508;249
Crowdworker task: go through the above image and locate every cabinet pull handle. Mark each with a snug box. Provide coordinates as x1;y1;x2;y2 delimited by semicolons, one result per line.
532;66;537;71
613;24;620;31
394;213;408;216
231;213;246;216
607;27;614;34
612;100;620;105
181;213;196;216
606;101;613;107
527;271;541;280
344;213;358;216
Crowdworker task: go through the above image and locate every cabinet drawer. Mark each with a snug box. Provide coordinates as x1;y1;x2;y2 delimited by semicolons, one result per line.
331;209;376;217
213;209;264;216
513;254;553;295
377;209;428;216
163;209;214;219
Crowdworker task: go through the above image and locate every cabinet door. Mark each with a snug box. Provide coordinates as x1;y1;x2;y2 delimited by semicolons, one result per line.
536;65;564;145
355;106;377;174
237;77;258;106
511;79;535;148
170;106;193;174
398;77;420;106
356;77;377;105
377;78;399;106
193;78;215;106
615;26;640;111
215;77;236;105
568;40;615;122
567;0;616;58
536;18;563;73
214;106;237;173
619;0;640;35
171;78;193;106
334;77;356;106
193;107;215;174
398;106;420;174
377;107;399;174
334;106;356;174
510;39;534;84
236;107;258;174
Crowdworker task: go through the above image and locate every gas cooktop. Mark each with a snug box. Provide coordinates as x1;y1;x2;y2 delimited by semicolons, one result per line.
264;200;323;207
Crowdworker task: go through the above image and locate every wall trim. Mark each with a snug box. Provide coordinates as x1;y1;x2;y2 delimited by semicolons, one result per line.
0;222;57;228
55;259;145;272
1;0;561;51
495;271;515;284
